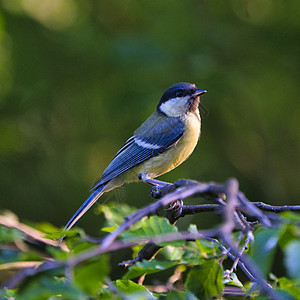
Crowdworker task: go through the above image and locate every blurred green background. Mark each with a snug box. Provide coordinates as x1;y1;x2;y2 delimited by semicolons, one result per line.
0;0;299;235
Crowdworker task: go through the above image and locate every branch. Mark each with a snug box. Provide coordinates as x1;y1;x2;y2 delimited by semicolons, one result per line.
2;178;298;298
2;229;217;289
253;202;300;212
0;212;68;252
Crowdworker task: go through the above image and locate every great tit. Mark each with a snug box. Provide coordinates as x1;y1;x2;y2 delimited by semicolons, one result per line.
62;82;207;233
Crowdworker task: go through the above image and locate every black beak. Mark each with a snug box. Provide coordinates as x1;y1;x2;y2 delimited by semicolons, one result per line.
190;89;207;99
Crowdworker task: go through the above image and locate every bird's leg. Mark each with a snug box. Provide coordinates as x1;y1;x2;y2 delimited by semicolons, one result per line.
139;172;183;215
138;173;170;187
139;173;172;199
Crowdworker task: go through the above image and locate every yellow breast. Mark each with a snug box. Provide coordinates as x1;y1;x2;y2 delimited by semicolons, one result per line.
125;111;201;181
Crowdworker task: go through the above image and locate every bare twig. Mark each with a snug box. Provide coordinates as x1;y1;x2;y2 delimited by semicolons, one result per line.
230;233;252;272
215;240;255;281
253;202;300;212
2;260;65;289
0;261;43;271
219;233;282;300
181;204;219;216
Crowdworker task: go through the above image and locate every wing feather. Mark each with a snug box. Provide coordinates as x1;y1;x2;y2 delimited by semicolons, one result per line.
92;112;184;190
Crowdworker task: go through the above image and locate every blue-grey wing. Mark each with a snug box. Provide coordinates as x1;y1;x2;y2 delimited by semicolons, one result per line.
91;113;184;189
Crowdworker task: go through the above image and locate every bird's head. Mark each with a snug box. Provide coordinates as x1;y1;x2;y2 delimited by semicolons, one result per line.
157;82;207;117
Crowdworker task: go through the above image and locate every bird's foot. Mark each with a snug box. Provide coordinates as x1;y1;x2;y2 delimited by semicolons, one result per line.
149;185;165;198
149;183;176;199
165;199;183;218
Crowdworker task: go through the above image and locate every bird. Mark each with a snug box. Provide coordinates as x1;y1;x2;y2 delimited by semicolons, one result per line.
61;82;207;235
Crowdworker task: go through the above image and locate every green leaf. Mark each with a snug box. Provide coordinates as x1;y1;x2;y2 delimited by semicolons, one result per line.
98;288;119;300
277;277;300;300
59;227;86;242
188;224;198;234
196;239;220;258
114;279;155;299
249;228;280;276
131;244;145;258
252;295;270;300
35;222;60;234
71;241;97;254
0;288;16;299
74;255;109;295
188;224;219;258
100;203;137;228
32;222;65;241
17;274;85;300
281;212;300;222
122;216;182;247
0;226;24;243
123;259;179;280
185;259;224;299
101;225;118;233
278;223;300;249
18;251;43;262
180;243;203;265
223;270;244;288
284;241;300;279
47;246;69;261
180;241;220;266
163;290;198;300
163;245;184;261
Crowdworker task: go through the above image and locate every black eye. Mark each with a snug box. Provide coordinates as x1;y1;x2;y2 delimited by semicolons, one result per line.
175;90;184;97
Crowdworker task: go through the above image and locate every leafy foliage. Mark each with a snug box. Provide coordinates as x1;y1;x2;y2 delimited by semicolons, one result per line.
185;260;224;299
1;203;300;299
74;256;109;295
122;215;181;246
124;259;180;280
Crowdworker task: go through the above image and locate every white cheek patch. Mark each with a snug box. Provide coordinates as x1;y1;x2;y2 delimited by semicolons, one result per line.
159;96;189;117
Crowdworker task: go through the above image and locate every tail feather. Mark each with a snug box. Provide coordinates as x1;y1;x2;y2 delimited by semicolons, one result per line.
59;185;106;241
